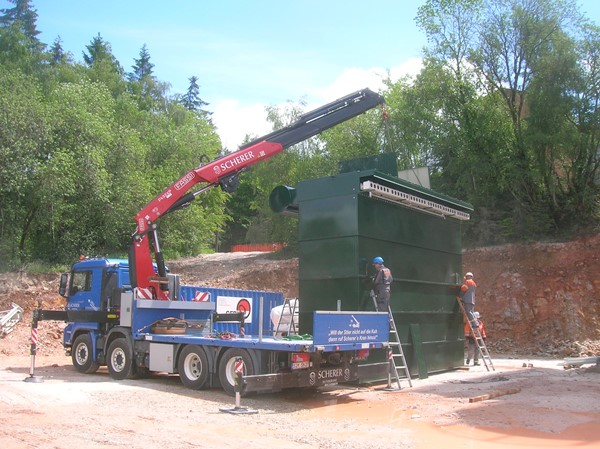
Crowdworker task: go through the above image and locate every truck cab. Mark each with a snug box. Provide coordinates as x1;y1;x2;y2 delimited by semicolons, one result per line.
59;258;131;374
63;258;131;313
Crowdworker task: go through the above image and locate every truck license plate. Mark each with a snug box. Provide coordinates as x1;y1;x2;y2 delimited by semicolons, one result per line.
291;361;310;369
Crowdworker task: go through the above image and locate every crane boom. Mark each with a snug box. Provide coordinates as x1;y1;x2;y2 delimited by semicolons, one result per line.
130;88;385;299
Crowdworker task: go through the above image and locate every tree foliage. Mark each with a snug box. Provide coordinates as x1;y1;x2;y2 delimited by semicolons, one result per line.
180;75;211;117
1;0;599;268
0;3;224;269
414;0;600;243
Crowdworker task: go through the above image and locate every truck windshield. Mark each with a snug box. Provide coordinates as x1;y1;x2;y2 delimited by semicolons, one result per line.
70;270;92;296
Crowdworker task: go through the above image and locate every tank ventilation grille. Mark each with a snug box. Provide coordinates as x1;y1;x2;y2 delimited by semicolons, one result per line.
360;181;470;221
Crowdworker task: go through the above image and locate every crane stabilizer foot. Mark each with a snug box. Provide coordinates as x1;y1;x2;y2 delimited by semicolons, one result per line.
219;406;258;415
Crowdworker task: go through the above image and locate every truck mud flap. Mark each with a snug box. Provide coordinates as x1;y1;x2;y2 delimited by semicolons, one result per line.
243;366;360;394
357;361;390;383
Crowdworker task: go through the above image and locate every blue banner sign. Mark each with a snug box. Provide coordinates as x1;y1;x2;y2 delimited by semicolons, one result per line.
312;312;389;346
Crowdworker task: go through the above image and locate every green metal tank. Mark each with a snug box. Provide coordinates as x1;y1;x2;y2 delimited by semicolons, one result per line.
293;168;473;376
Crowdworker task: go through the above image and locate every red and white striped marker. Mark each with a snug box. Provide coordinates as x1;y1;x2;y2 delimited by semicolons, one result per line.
30;327;38;346
193;291;210;302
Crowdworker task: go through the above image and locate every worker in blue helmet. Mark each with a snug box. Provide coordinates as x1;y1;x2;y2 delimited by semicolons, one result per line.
372;256;393;312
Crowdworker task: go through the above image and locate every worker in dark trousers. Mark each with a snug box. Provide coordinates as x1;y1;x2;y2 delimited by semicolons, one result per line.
465;311;487;365
372;256;393;312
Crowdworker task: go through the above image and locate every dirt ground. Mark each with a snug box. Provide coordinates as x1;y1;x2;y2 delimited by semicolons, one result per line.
1;238;600;448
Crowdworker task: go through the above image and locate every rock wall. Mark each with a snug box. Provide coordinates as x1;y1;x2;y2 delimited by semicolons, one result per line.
2;236;600;358
464;234;600;356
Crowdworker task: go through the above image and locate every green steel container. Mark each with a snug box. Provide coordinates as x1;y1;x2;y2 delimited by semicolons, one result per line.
295;169;473;377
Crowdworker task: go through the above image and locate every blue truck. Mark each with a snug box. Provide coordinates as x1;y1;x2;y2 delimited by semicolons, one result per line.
36;257;389;396
33;89;392;395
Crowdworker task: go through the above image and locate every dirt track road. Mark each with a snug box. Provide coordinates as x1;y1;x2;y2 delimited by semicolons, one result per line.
2;355;599;449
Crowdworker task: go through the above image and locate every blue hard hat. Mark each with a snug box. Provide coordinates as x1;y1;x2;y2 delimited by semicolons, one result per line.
372;256;384;264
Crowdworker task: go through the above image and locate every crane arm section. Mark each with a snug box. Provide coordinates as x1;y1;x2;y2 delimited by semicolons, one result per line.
131;88;385;299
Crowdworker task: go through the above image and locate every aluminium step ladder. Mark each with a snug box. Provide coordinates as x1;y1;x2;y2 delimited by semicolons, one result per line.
274;297;299;336
456;297;495;371
0;302;23;337
373;294;412;389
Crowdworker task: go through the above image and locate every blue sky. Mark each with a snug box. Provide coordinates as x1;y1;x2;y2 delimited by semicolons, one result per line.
5;1;600;150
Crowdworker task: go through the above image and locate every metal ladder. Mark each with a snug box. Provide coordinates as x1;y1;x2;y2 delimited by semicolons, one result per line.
274;297;299;336
1;303;23;337
373;294;412;388
456;297;495;371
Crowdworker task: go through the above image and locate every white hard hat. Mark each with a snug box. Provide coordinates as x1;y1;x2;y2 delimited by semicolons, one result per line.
465;272;473;277
474;311;480;318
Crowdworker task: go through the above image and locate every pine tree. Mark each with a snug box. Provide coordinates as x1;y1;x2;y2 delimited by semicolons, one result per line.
0;0;44;52
127;44;161;111
0;0;39;38
83;33;121;70
181;76;210;115
48;36;68;65
129;43;154;82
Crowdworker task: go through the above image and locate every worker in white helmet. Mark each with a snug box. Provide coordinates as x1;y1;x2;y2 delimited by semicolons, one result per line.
459;272;478;327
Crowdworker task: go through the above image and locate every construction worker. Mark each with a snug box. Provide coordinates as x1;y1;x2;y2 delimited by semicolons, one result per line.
372;256;393;312
465;311;487;365
459;272;477;327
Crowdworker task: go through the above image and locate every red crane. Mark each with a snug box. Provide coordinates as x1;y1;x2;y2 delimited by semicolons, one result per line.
130;88;385;299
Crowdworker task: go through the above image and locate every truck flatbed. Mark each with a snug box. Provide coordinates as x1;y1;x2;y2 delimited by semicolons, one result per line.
139;309;389;353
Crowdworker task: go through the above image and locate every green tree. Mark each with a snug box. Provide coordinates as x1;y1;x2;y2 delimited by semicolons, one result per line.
82;33;126;98
126;44;172;112
0;0;44;72
0;0;42;47
415;0;598;242
48;36;68;65
0;67;50;267
180;75;210;116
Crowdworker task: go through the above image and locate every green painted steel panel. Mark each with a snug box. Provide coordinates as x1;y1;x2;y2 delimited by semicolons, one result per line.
299;238;359;280
298;196;359;241
357;194;464;255
297;171;363;203
296;168;470;375
339;153;398;176
298;279;363;335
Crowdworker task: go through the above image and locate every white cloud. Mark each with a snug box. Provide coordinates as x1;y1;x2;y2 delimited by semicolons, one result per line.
212;100;272;151
212;58;423;152
317;58;424;102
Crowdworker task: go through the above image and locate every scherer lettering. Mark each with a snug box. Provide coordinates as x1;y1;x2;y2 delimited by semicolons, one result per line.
318;368;343;379
218;150;255;173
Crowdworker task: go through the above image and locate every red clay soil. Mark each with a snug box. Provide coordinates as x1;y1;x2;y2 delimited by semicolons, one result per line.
464;233;600;357
1;234;600;358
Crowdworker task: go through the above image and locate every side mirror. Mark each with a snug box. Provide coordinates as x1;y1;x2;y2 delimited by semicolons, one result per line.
59;272;69;298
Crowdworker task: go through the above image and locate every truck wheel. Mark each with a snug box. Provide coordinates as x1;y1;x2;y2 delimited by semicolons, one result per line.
107;338;135;380
72;334;99;374
218;348;254;396
178;345;209;390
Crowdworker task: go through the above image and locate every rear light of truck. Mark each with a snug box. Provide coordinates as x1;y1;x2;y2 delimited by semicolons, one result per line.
356;349;370;360
291;352;311;370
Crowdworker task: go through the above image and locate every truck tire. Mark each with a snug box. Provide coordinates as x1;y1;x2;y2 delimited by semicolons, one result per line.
218;348;254;396
177;345;209;390
107;338;135;380
72;334;100;374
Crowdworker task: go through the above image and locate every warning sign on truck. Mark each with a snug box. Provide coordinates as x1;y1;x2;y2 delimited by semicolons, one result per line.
312;311;389;346
216;296;253;323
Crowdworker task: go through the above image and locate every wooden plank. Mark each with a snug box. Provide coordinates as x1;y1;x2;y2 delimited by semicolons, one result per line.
469;387;521;403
